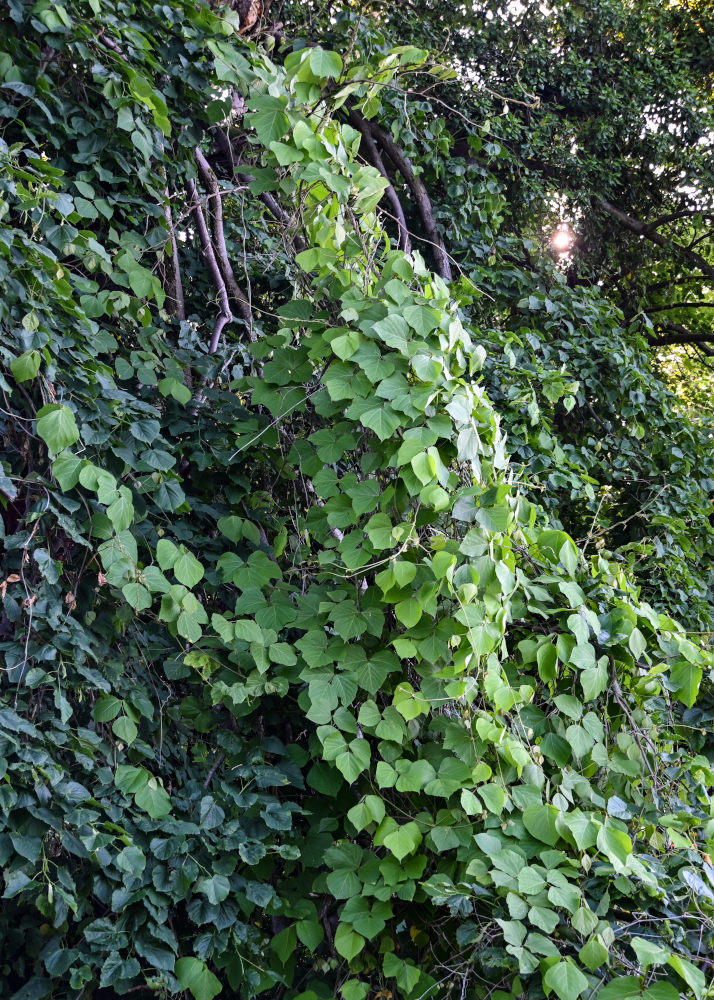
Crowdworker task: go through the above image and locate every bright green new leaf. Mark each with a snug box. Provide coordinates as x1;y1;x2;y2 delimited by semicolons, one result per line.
36;404;79;453
10;349;41;382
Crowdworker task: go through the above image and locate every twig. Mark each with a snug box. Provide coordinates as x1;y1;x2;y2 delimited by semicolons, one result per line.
203;752;226;789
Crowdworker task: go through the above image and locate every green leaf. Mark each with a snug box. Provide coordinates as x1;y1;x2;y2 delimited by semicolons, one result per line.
529;905;559;934
518;866;546;895
173;547;204;587
669;660;702;708
158;377;192;404
537;642;558;682
10;349;41;382
571;906;598;936
296;919;324;950
579;935;608;970
667;953;705;998
196;874;230;905
36;404;79;453
631;937;669;967
134;776;171;818
335;738;371;783
360;404;402;440
334;923;365;961
247;97;290;145
395;598;422;628
597;822;632;868
383;821;422;861
522;803;560;846
217;515;243;542
175;958;222;1000
107;487;134;532
309;47;343;78
112;715;138;745
121;581;152;612
543;960;589;1000
94;695;122;723
331;602;369;639
115;765;148;795
479;783;506;815
9;979;52;1000
53;451;84;490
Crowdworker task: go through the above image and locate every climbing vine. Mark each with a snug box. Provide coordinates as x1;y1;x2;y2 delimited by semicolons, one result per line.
0;3;713;1000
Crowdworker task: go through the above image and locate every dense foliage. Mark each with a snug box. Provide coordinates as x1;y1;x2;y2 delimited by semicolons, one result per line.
1;2;713;1000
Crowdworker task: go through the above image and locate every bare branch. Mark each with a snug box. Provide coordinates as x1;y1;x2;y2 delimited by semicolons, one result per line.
647;210;714;230
647;321;714;355
645;301;714;313
346;110;411;253
351;109;452;280
214;131;281;221
194;147;254;341
186;177;232;355
597;198;714;283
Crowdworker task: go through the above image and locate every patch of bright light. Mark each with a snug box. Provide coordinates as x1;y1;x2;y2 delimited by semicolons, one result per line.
551;228;573;252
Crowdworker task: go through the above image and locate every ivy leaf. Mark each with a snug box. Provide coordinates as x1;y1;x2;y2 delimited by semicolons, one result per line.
309;48;343;79
334;924;365;961
10;349;41;382
53;451;84;490
543;960;589;1000
522;803;560;846
383;821;422;861
175;958;222;1000
36;404;79;453
134;776;171;818
360;404;402;440
173;547;204;587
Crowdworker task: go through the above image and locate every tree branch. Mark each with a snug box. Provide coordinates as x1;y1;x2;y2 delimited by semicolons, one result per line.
351;109;452;280
597;198;714;283
213;130;301;235
647;321;714;354
647;210;714;230
186;177;232;355
194;147;254;341
646;301;714;313
346;110;411;254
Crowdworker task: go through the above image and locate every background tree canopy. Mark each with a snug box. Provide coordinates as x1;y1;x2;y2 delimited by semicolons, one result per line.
0;2;713;1000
